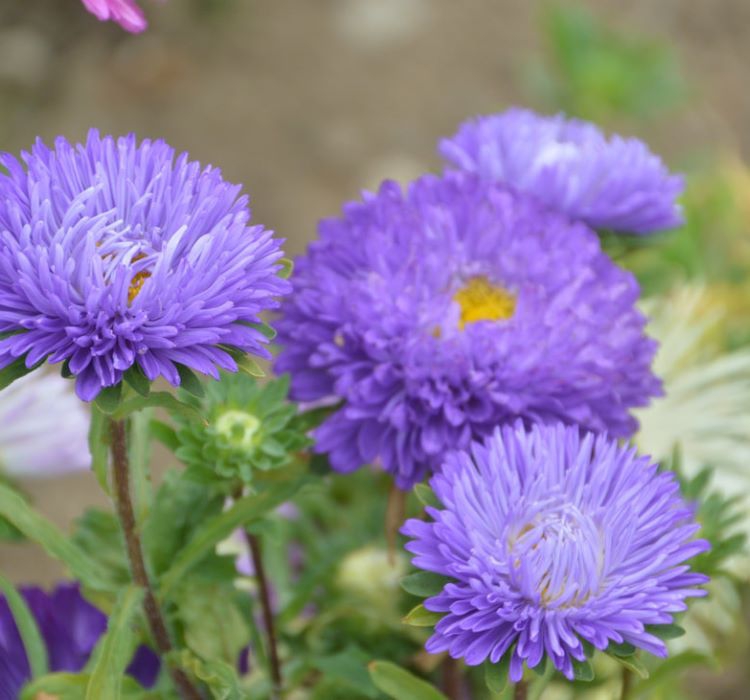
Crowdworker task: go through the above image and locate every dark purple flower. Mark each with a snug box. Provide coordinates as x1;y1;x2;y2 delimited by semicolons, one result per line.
0;582;159;699
0;130;289;400
276;172;660;488
402;422;709;681
440;108;684;234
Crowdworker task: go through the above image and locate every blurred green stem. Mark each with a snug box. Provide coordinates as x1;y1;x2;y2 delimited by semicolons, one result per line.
620;667;633;700
109;418;202;700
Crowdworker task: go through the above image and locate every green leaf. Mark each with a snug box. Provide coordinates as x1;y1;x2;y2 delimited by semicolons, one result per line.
484;654;511;694
235;353;265;378
71;509;130;589
150;419;180;451
123;365;150;397
606;641;636;657
312;646;379;698
400;571;446;597
176;364;206;398
278;257;294;279
143;470;224;578
159;476;307;597
22;673;148;700
85;585;144;700
646;623;685;640
112;391;205;422
174;584;249;665
172;649;246;700
413;483;440;509
572;658;595;682
94;383;123;414
0;484;112;591
0;355;42;391
605;650;649;679
0;573;48;678
88;405;110;495
368;661;448;700
402;603;442;627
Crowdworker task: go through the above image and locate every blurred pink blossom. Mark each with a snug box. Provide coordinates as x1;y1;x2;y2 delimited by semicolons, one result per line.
80;0;156;33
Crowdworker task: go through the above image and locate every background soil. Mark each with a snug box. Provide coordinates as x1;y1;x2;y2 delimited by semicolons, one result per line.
0;2;748;696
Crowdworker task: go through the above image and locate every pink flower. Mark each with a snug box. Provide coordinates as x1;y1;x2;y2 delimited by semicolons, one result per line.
80;0;153;33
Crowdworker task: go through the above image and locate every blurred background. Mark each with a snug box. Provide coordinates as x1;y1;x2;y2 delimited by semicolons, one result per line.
0;1;748;698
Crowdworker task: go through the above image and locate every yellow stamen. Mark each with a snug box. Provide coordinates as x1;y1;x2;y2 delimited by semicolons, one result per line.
453;276;515;329
127;253;150;304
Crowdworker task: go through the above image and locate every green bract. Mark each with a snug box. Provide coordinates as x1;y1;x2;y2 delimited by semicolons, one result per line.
173;373;310;487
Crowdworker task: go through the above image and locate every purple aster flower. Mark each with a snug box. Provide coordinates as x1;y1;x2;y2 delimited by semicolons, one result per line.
440;108;684;234
0;582;159;699
276;172;660;488
0;371;89;478
0;130;289;401
80;0;159;33
402;422;709;681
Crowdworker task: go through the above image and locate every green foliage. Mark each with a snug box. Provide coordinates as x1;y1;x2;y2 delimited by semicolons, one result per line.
0;355;43;391
368;661;448;700
0;483;113;592
173;649;247;700
0;573;48;679
400;572;447;598
85;585;145;700
529;3;685;121
173;373;311;488
71;509;131;590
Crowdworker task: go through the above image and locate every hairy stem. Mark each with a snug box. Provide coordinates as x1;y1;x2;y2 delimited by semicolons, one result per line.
620;667;633;700
242;527;283;698
109;419;202;700
514;679;528;700
442;656;462;700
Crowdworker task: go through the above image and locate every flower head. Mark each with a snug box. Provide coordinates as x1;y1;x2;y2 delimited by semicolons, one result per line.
80;0;154;33
0;130;288;401
402;422;709;681
174;374;310;487
0;582;159;698
276;173;660;488
0;371;89;478
440;108;684;234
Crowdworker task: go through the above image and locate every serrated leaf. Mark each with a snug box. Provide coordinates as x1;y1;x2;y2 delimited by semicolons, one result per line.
123;365;150;397
572;657;594;682
94;383;123;413
176;364;206;398
0;574;48;678
400;571;447;597
368;661;448;700
159;476;307;597
413;483;440;509
88;405;110;495
402;603;442;627
0;484;112;591
0;355;42;391
85;585;144;700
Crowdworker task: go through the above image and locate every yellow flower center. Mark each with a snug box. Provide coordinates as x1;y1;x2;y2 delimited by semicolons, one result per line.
127;253;150;304
453;276;516;329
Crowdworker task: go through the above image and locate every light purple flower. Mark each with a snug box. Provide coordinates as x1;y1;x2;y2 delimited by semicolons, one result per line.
440;108;684;234
0;371;89;477
276;172;660;488
80;0;156;33
402;422;709;681
0;130;289;401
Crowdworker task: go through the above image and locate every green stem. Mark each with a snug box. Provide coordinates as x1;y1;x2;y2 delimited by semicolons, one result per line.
513;679;528;700
620;667;633;700
109;419;202;700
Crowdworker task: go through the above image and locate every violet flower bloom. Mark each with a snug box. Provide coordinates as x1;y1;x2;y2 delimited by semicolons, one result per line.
0;130;289;401
276;172;660;488
0;583;159;699
0;371;89;478
402;422;709;681
80;0;155;33
440;108;684;235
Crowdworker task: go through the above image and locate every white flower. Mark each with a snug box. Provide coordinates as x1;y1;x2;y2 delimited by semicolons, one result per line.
636;286;750;504
0;371;89;478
